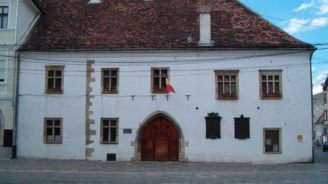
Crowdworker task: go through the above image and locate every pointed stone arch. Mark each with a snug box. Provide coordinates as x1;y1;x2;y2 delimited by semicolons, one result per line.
132;111;188;161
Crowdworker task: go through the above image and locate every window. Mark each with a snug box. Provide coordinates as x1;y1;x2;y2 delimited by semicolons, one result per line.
215;70;238;100
101;118;118;144
151;68;169;93
0;60;5;83
44;118;62;144
260;70;282;99
234;116;250;139
0;6;8;29
102;68;119;93
45;66;64;94
264;128;281;153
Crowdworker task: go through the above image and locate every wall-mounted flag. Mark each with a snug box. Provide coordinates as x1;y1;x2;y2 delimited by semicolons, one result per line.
166;78;176;93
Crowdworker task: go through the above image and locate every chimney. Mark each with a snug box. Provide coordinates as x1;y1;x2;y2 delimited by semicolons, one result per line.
198;6;214;47
89;0;101;4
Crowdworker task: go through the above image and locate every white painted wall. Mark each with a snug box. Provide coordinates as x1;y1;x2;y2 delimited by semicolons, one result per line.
16;0;39;45
17;50;313;163
0;0;40;149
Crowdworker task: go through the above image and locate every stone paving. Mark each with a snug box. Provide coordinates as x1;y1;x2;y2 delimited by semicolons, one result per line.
0;147;327;184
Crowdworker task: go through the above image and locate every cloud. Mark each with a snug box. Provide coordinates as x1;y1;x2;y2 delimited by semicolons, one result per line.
283;18;310;33
311;17;328;26
318;1;328;14
313;84;323;94
294;1;315;12
312;71;328;94
283;17;328;33
294;0;328;14
314;72;327;84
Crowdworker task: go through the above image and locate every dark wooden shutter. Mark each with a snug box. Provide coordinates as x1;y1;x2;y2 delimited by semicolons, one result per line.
205;113;221;139
234;115;250;139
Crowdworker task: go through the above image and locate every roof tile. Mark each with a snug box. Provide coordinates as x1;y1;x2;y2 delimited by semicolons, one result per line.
21;0;313;50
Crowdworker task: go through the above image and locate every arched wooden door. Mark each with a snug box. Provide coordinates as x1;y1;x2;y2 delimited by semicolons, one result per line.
141;116;179;161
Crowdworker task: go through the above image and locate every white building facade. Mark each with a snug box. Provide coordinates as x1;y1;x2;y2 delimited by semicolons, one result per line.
17;49;314;163
16;0;315;163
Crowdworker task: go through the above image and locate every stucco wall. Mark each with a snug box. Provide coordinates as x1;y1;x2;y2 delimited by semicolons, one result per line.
16;0;39;45
0;0;17;45
17;50;313;163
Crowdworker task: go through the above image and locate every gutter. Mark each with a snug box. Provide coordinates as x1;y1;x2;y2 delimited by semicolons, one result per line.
310;47;317;163
18;47;315;53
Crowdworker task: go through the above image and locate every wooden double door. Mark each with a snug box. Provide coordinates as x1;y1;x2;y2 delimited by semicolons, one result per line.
141;116;179;161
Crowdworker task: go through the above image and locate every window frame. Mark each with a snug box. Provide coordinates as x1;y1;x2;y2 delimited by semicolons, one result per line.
263;128;282;154
0;59;7;84
259;70;282;100
100;118;119;144
45;65;64;94
44;118;63;144
151;67;170;93
0;6;9;29
215;70;239;100
101;68;119;94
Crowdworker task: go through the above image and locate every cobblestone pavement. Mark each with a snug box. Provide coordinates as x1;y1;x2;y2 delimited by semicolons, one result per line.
0;148;328;184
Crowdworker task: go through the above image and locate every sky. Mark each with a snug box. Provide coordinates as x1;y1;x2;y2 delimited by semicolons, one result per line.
240;0;328;94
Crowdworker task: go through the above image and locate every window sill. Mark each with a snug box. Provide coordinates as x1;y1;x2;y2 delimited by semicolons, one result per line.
102;91;119;94
217;95;238;100
261;96;282;100
152;90;168;94
0;28;15;31
45;90;63;95
264;151;282;154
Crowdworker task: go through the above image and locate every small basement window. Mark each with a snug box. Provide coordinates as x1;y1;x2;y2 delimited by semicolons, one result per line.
264;128;281;154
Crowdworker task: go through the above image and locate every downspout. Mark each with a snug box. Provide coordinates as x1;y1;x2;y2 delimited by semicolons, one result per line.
12;0;20;159
310;47;317;163
12;53;20;159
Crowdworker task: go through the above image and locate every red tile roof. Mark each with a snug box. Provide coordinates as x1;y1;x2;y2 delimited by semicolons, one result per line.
21;0;313;51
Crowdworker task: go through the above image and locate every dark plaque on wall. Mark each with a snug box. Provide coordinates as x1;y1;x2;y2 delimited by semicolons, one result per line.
235;115;250;139
205;113;222;139
123;129;132;134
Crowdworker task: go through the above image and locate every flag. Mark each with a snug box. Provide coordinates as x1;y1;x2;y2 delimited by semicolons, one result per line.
166;78;176;93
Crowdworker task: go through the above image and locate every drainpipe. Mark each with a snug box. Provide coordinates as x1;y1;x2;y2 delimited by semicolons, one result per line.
310;47;317;163
12;53;20;159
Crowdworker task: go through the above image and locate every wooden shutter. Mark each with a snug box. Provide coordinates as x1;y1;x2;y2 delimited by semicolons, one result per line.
234;115;250;139
205;113;221;139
